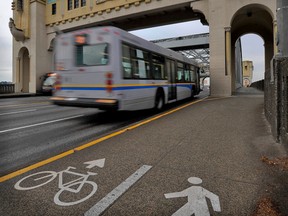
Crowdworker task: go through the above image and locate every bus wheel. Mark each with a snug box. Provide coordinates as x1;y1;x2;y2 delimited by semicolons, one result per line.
191;90;195;99
154;90;165;111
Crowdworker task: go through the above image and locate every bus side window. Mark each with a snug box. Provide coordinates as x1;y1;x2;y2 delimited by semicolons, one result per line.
122;61;132;78
136;49;150;79
132;59;140;78
122;44;132;78
177;62;184;82
101;45;109;64
184;65;191;82
177;71;184;82
152;54;165;79
190;66;196;82
122;43;151;79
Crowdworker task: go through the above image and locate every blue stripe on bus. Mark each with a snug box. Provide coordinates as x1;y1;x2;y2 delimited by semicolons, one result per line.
59;84;194;91
60;87;106;91
114;86;160;90
60;86;160;91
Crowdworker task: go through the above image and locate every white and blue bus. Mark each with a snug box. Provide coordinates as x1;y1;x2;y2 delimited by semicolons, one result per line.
51;26;201;111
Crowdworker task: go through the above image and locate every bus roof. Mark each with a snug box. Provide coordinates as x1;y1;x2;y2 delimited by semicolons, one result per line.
58;26;199;67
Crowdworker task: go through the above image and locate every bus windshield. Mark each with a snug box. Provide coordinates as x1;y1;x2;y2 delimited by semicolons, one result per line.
76;43;109;66
43;76;56;86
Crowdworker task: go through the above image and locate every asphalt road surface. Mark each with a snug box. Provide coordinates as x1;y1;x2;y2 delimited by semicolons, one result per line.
0;97;153;176
0;92;207;176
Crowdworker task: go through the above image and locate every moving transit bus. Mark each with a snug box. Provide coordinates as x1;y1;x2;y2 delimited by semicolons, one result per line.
51;26;201;111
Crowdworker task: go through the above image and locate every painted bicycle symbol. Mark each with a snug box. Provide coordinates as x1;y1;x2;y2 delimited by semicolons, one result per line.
14;159;105;206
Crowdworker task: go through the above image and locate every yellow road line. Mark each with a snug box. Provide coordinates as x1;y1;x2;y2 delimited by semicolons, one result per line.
0;150;74;183
0;96;214;183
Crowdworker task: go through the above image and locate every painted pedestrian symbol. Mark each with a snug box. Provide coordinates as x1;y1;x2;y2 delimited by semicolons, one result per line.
164;177;221;216
14;159;106;206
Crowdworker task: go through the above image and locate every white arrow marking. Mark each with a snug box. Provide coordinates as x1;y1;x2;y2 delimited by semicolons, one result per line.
84;158;105;169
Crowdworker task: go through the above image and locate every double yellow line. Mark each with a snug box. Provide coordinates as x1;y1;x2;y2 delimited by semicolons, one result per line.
0;97;208;183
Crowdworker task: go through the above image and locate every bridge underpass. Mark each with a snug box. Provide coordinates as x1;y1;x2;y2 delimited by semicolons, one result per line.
152;33;210;76
151;33;244;88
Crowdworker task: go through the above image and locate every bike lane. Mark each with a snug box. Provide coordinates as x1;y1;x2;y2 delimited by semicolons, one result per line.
1;96;287;215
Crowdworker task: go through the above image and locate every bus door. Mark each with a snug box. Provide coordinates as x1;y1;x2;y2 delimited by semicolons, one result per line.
166;59;177;101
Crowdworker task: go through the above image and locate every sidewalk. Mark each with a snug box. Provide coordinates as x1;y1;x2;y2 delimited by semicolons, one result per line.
104;94;287;215
234;86;264;95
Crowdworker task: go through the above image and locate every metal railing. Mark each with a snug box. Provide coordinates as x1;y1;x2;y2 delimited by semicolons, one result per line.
250;79;264;91
151;33;209;44
0;83;15;94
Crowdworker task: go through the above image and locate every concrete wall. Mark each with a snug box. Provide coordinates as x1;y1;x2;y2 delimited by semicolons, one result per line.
266;57;288;144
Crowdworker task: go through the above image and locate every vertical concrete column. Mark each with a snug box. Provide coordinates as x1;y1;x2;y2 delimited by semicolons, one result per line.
277;0;288;57
225;27;232;76
30;0;51;93
273;20;278;55
265;42;274;73
191;0;232;96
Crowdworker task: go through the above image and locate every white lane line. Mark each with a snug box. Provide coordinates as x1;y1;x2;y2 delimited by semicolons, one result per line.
0;109;37;116
0;102;50;108
0;115;84;134
85;165;152;216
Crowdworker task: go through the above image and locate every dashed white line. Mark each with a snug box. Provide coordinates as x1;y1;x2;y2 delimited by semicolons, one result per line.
0;109;37;116
0;115;84;134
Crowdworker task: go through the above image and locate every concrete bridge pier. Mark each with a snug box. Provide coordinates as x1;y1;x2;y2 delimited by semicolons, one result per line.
191;0;276;97
191;1;233;96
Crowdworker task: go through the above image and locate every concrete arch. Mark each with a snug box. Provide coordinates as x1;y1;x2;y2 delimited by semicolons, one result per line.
231;4;274;42
48;38;55;51
190;1;209;26
230;3;274;92
17;47;30;93
47;38;56;72
230;3;274;26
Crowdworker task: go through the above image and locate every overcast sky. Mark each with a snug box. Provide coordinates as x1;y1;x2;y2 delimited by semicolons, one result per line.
0;2;264;82
0;1;13;82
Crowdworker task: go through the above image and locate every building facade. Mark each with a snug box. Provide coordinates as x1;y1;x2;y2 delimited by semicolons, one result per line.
9;0;276;96
242;60;254;87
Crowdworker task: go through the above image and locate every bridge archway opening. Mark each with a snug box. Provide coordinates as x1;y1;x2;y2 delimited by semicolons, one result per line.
18;47;30;93
230;4;274;94
240;34;264;87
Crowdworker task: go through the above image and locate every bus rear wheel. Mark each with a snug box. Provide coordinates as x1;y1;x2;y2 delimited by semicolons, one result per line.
154;90;165;111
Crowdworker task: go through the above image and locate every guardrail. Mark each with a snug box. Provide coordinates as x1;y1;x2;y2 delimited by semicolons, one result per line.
250;79;264;91
151;33;209;44
0;84;15;94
